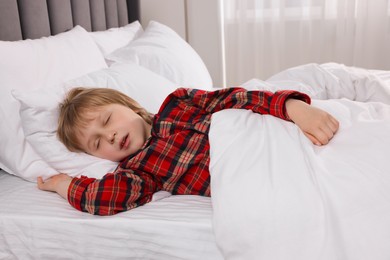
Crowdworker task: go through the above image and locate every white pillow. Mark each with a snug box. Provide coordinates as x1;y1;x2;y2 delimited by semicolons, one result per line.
107;21;213;88
13;62;180;179
0;25;107;181
89;21;144;57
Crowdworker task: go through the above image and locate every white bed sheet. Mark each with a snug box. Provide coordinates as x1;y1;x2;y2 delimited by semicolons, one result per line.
0;170;223;260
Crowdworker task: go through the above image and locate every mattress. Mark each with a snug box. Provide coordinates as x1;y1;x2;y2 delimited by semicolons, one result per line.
0;169;223;260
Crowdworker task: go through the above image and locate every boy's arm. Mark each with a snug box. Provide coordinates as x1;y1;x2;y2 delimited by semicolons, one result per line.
161;87;310;121
38;169;158;216
161;87;338;145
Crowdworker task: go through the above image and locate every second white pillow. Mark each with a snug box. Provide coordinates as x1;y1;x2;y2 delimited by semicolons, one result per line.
89;21;144;57
107;21;213;88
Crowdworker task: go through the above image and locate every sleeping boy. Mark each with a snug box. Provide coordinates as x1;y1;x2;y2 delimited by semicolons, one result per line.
38;87;339;215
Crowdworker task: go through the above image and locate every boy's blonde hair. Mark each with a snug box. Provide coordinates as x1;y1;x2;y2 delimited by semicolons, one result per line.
57;87;153;152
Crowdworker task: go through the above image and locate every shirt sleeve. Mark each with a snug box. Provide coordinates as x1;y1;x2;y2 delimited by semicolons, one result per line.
67;168;158;216
159;87;311;121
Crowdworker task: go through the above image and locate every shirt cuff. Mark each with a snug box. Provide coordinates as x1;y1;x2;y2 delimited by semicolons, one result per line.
273;90;311;121
67;176;96;212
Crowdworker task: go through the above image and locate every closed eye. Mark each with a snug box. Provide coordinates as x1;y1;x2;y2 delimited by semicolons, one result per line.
104;114;111;125
96;138;100;150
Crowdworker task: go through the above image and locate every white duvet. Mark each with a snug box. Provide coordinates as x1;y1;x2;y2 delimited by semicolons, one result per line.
209;63;390;260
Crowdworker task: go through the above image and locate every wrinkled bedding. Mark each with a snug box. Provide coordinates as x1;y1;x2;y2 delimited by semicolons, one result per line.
209;63;390;260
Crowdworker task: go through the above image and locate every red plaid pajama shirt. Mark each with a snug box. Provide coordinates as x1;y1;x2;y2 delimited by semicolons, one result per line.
68;87;310;215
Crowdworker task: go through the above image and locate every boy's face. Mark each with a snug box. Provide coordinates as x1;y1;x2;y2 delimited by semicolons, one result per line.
78;104;151;162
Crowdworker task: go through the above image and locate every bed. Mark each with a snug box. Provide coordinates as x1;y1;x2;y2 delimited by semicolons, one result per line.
1;1;390;259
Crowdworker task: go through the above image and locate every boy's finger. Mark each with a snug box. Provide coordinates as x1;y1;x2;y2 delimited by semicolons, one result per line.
321;125;334;140
326;116;339;132
37;177;44;189
304;132;322;146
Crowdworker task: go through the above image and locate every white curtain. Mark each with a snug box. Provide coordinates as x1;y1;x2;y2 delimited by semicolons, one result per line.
223;0;390;86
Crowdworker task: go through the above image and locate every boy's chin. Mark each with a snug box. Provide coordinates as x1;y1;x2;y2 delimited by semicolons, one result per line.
115;152;136;162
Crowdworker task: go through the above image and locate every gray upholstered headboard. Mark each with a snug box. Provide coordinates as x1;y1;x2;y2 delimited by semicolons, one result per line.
0;0;140;41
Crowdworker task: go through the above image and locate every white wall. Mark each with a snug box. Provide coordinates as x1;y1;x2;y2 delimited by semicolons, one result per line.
139;0;225;88
139;0;186;39
186;0;225;88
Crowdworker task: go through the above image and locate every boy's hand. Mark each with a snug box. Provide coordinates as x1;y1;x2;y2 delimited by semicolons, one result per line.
286;99;339;146
37;173;72;200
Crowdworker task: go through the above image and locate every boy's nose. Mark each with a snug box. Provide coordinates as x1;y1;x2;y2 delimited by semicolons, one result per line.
108;131;117;144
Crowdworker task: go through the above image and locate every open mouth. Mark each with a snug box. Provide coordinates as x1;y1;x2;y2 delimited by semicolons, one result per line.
120;134;129;149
